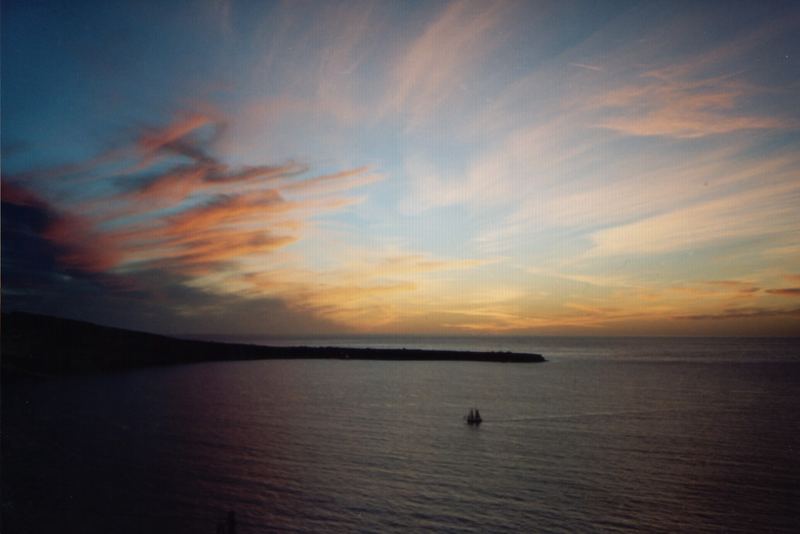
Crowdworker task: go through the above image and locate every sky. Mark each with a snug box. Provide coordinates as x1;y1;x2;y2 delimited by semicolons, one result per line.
2;0;800;337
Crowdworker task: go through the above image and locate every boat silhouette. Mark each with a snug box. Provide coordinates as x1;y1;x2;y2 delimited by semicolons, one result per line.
465;408;482;425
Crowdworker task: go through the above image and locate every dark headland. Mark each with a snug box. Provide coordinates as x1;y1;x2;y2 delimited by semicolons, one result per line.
1;312;545;375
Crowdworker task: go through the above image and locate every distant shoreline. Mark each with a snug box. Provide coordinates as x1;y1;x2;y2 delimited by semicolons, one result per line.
1;313;545;376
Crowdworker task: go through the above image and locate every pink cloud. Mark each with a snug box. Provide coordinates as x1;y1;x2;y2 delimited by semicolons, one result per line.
2;181;44;207
597;75;793;138
3;182;123;273
125;161;307;205
43;213;123;273
138;113;214;155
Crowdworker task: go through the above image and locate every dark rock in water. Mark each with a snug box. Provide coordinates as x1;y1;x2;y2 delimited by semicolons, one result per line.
1;312;546;376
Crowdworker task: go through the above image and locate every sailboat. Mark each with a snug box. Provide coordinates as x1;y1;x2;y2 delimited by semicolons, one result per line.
465;408;482;425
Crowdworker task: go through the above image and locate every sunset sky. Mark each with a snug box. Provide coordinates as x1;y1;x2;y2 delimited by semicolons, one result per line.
3;0;800;336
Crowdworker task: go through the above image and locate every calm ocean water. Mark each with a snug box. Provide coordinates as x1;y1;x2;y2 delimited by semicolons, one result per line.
3;337;800;533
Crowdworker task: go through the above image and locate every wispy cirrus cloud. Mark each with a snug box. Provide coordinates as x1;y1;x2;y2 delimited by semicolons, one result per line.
406;6;800;218
596;73;795;139
589;7;800;139
388;0;514;125
569;62;603;72
587;179;800;257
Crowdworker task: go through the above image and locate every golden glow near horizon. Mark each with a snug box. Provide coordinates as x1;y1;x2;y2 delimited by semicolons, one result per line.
2;1;800;335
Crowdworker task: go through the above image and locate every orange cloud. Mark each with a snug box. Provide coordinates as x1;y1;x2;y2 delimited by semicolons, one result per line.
126;161;306;205
674;307;800;320
665;284;761;301
706;280;756;288
112;190;294;269
107;174;369;276
152;230;297;275
766;288;800;297
158;191;282;232
195;249;497;331
705;281;761;294
438;304;667;333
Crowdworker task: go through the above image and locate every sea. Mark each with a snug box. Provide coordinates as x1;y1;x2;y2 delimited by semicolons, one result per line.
3;337;799;533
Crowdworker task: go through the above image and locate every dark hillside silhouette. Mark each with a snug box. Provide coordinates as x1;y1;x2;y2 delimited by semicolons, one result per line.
1;312;545;375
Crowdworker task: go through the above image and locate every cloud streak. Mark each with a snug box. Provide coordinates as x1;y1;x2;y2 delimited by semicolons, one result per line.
766;288;800;297
587;179;800;257
674;307;800;321
388;1;514;125
596;73;795;139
